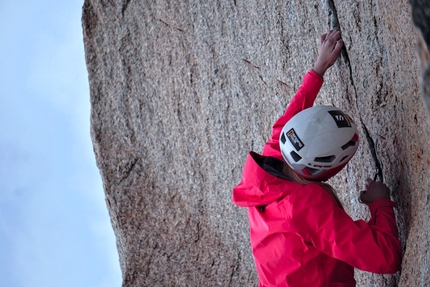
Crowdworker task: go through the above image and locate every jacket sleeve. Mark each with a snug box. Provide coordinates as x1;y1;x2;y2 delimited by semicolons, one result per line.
285;184;401;274
262;70;323;158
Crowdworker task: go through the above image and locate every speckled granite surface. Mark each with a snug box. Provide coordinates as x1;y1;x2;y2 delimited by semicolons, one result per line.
82;1;430;286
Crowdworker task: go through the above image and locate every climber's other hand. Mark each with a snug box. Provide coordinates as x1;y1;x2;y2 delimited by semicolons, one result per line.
359;178;391;205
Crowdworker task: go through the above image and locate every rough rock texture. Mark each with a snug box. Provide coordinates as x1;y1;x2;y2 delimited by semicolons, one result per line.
82;0;430;286
411;0;430;116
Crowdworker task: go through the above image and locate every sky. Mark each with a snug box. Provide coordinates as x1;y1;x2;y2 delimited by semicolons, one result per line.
0;1;122;286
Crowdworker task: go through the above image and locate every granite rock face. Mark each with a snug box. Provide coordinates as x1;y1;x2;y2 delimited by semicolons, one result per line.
411;0;430;116
82;0;430;286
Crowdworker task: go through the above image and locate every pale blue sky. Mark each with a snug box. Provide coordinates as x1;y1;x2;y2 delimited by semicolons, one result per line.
0;1;122;286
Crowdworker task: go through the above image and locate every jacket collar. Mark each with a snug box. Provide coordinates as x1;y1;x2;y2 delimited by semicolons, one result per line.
232;152;302;207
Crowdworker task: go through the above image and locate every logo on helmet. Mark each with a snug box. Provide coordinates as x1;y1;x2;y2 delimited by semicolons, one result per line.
286;128;304;151
328;110;351;128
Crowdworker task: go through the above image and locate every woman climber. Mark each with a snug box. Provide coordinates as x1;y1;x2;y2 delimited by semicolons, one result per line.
232;29;401;286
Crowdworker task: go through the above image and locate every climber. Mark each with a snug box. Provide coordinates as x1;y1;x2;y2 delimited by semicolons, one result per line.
232;29;401;286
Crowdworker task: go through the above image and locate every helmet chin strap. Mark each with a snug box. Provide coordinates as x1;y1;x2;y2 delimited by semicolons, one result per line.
310;162;349;182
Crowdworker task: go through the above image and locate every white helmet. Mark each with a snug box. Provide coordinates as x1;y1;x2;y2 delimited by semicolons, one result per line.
280;106;359;181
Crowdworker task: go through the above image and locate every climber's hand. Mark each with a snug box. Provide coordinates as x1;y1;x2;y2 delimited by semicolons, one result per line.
359;178;391;205
313;29;343;77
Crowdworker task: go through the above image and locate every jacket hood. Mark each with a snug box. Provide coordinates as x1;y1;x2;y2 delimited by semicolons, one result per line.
232;152;302;207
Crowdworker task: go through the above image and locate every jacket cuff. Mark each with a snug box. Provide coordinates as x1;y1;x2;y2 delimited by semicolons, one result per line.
368;198;397;214
309;69;324;81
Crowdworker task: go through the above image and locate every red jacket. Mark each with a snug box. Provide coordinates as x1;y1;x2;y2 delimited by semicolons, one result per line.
232;70;401;286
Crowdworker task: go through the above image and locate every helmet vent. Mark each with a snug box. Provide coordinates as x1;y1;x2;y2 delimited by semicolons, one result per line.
314;155;336;163
341;140;356;150
290;151;302;162
305;167;320;175
280;132;287;144
340;155;349;162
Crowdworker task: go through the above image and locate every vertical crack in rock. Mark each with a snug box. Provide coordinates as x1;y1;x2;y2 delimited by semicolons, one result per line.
410;0;430;47
361;120;384;182
327;0;358;104
122;0;131;17
228;251;242;286
410;0;430;116
118;157;140;184
327;0;340;29
194;221;201;243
